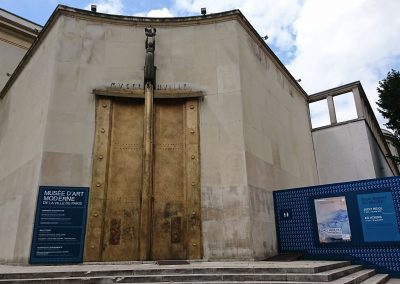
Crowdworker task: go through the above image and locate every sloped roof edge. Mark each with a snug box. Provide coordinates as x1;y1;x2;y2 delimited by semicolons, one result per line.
0;5;307;98
0;8;42;30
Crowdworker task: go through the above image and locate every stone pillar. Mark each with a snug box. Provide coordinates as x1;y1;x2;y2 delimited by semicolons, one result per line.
352;87;364;119
327;95;337;124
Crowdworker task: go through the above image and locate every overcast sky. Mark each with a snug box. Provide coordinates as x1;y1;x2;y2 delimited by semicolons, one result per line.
2;0;399;128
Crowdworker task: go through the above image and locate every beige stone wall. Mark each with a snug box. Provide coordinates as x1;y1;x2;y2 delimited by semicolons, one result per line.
312;120;377;184
313;120;394;183
197;22;251;259
237;25;319;259
0;20;60;264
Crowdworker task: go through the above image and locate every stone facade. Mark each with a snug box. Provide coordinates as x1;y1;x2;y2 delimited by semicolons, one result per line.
0;7;318;263
0;6;395;265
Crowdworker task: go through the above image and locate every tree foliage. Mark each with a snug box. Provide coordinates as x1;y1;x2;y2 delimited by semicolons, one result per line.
377;69;400;164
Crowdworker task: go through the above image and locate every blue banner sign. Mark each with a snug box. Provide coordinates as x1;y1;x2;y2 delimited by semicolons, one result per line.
357;192;400;242
30;186;89;264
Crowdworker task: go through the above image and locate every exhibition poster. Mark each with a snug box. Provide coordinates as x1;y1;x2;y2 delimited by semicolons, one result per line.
357;192;400;242
314;196;352;243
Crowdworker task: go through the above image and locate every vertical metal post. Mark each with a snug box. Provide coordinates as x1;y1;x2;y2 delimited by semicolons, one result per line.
140;82;154;260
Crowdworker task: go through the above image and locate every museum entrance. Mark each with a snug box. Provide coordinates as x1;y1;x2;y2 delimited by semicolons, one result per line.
84;96;201;262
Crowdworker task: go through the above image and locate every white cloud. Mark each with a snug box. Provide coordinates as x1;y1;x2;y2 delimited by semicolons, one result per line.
83;0;399;128
134;8;174;18
172;0;302;51
84;0;123;14
287;0;400;126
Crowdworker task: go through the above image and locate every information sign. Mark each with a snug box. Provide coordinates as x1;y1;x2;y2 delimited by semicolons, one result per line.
30;186;89;264
357;192;400;242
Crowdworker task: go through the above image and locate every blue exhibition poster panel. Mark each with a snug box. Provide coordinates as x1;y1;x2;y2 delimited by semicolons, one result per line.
30;186;89;264
314;196;352;243
357;191;400;242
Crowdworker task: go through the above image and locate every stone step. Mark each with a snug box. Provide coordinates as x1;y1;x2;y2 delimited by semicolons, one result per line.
98;276;394;284
286;265;363;282
0;261;350;280
0;273;287;283
0;270;374;283
360;274;390;284
386;279;400;284
0;261;390;284
331;269;377;284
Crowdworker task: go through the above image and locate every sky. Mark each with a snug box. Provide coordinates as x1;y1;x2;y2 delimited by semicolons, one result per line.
2;0;400;129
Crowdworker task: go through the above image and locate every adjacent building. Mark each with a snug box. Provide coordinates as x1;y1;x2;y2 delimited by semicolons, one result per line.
0;8;41;90
309;82;398;184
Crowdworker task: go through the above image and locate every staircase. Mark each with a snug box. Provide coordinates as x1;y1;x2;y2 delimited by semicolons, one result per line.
0;260;395;283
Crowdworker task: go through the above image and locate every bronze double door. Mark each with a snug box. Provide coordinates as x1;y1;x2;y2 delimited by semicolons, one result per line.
85;97;201;261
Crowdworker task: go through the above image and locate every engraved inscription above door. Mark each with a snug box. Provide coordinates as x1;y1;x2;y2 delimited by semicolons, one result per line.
85;97;201;261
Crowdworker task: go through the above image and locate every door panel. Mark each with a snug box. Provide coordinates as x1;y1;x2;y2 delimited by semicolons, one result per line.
152;100;187;259
102;99;144;261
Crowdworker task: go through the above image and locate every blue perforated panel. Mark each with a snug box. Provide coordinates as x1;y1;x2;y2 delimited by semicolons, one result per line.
274;177;400;276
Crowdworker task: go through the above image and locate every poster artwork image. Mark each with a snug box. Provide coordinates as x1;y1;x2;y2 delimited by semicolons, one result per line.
314;196;352;243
